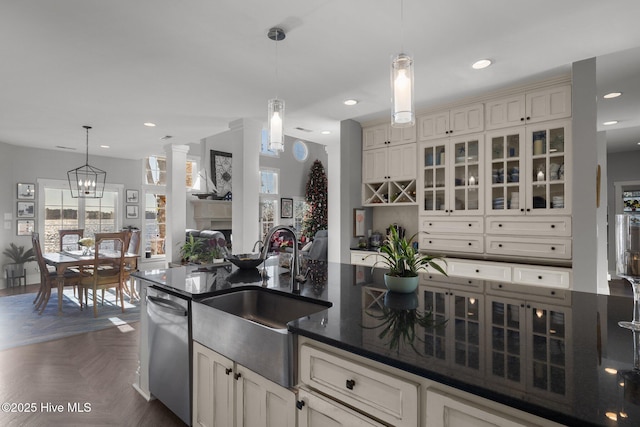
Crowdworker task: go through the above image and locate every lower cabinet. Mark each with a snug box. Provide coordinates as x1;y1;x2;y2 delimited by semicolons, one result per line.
297;388;386;427
193;341;296;427
426;390;530;427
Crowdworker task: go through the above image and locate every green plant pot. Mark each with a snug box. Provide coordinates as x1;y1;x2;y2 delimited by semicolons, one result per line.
383;291;419;310
383;273;419;293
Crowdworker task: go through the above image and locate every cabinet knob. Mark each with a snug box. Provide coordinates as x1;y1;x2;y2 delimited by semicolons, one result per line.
346;379;356;390
551;246;556;251
468;280;472;284
429;223;433;226
234;373;242;380
296;400;305;410
428;240;432;244
526;304;531;309
498;284;503;288
225;368;232;375
498;224;503;227
551;291;556;296
521;303;525;307
498;244;503;248
538;275;543;280
526;208;531;212
475;269;480;273
468;223;472;227
520;117;525;122
468;242;472;246
551;224;556;228
526;116;531;120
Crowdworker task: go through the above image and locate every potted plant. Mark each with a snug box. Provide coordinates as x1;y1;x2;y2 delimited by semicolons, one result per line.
3;243;35;284
179;234;206;263
372;225;446;293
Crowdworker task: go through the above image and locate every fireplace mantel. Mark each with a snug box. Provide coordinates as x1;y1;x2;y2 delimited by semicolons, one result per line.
191;199;232;230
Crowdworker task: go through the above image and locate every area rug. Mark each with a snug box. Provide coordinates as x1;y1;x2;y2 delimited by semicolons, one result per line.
0;288;140;351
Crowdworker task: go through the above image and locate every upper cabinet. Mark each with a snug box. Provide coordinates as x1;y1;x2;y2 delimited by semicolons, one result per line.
486;85;571;130
418;103;484;141
363;123;416;150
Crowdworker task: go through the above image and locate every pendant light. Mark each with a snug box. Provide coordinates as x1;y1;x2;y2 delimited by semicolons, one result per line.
391;0;415;128
267;27;285;152
67;125;106;198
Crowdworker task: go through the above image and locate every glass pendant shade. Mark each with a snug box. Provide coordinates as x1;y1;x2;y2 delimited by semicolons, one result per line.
268;98;285;151
391;53;415;128
67;126;106;198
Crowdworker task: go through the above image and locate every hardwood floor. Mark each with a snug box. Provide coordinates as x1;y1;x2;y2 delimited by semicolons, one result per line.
0;322;186;426
0;283;40;297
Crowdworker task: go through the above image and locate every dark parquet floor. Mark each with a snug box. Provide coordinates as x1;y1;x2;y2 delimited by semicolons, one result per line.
0;283;186;426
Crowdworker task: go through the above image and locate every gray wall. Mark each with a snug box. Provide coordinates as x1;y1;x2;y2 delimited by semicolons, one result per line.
259;135;328;200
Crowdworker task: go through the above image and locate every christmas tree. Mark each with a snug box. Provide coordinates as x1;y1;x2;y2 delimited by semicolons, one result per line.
302;160;328;239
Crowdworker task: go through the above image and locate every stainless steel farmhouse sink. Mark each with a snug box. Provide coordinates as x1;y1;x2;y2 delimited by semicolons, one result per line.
192;287;331;387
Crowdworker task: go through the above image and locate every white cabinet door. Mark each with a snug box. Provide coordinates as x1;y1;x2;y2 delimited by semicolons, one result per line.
193;341;235;427
387;143;417;180
418;111;450;140
389;124;417;145
450;104;484;136
362;147;388;183
363;125;388;150
525;85;571;124
297;388;385;427
485;95;526;130
426;390;530;427
448;134;484;216
236;365;296;427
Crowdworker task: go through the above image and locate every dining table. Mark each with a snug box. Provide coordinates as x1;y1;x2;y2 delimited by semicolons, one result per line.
42;249;139;314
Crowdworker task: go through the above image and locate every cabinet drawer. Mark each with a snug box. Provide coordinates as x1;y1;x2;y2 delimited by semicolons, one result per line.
420;217;484;234
299;345;419;427
420;271;483;289
350;251;378;267
420;234;484;254
486;216;571;237
447;259;511;282
486;236;572;259
512;266;572;289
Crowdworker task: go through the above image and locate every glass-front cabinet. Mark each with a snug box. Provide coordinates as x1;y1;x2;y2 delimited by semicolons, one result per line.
419;135;484;216
486;120;570;216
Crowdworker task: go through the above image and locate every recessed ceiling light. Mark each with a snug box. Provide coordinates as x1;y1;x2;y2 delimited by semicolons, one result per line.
100;145;110;149
603;92;622;99
321;131;331;135
603;120;619;126
144;122;156;127
472;59;492;70
344;99;358;106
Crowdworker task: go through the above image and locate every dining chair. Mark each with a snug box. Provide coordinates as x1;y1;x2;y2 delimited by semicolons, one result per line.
122;229;141;301
31;232;81;315
78;231;129;318
59;229;84;252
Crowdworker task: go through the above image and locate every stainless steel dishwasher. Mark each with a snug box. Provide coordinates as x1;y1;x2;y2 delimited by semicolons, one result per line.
147;286;191;425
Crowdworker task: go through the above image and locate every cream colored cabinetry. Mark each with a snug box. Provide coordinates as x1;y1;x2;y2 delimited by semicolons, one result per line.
485;84;571;130
363;123;416;150
299;344;419;427
362;142;417;205
193;341;295;427
418;103;484;140
426;390;530;427
350;250;380;267
418;134;484;216
297;387;385;427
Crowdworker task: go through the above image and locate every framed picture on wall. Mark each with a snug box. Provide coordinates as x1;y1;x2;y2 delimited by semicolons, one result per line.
281;198;293;219
17;219;35;236
354;208;366;237
17;183;35;200
210;150;233;196
126;205;139;219
126;189;139;203
17;201;35;218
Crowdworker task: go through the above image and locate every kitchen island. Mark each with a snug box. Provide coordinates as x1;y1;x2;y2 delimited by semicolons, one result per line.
134;261;639;427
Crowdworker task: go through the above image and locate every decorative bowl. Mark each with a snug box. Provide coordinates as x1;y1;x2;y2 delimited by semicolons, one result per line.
226;253;264;269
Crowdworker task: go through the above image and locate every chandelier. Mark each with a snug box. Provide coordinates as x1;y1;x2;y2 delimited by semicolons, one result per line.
67;125;106;198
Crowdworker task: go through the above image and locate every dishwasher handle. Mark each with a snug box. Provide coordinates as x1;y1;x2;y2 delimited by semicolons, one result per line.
147;295;188;317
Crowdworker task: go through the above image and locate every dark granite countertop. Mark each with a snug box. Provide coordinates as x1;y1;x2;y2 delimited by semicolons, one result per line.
134;262;640;426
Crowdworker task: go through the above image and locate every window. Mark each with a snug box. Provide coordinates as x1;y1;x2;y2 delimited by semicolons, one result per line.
41;180;121;253
259;198;277;240
144;192;166;256
292;140;309;162
260;128;279;157
145;155;196;188
260;168;279;195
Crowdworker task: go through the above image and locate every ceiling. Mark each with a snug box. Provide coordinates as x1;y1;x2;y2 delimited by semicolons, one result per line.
1;0;640;159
